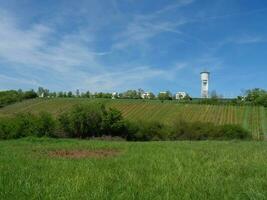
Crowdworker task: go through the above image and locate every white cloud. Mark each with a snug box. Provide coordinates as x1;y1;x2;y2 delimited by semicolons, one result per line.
111;0;194;50
155;0;195;14
235;35;266;44
83;66;173;92
0;9;182;91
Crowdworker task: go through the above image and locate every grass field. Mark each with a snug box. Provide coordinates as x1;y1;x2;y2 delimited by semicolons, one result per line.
0;98;267;139
1;138;267;199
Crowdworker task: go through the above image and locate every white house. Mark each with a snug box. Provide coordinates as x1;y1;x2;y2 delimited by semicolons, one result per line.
39;92;44;98
112;92;118;99
141;92;151;99
175;92;187;100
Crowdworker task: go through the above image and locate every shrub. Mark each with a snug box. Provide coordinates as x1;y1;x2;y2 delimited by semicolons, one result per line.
0;118;18;139
170;120;250;140
0;112;57;139
102;108;127;137
0;90;37;108
218;124;250;139
58;104;104;138
58;104;129;138
36;112;56;137
126;121;168;141
15;113;38;137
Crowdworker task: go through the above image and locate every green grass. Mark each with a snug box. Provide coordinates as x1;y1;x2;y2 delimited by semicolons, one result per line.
0;98;266;139
1;138;267;199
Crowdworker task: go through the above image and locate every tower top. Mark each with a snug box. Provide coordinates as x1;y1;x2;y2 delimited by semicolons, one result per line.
200;71;210;74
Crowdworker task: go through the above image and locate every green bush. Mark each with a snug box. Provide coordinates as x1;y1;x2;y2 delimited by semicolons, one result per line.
0;112;56;139
15;113;38;137
58;104;103;138
170;120;251;140
0;90;37;107
0;118;18;139
36;112;56;137
218;124;250;139
58;104;128;138
126;121;169;141
102;108;128;137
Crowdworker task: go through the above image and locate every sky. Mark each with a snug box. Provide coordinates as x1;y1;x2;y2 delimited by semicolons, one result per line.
0;0;267;97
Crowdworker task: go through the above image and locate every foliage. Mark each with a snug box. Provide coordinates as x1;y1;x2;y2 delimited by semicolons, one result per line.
0;90;37;107
0;112;56;139
58;104;126;138
244;88;267;107
121;90;141;99
36;112;56;137
158;91;172;100
170;120;250;140
101;108;128;137
94;92;112;98
58;104;103;138
126;121;169;141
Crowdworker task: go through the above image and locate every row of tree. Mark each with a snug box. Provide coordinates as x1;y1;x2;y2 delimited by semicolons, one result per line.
37;87;190;100
1;87;267;107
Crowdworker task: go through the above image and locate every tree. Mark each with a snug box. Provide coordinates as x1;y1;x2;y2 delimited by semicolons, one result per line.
149;92;155;99
37;87;49;97
67;91;73;97
138;88;145;98
122;90;139;99
76;89;80;97
158;91;172;100
36;112;56;137
245;88;267;106
58;91;64;97
23;90;38;99
184;94;192;101
102;108;126;136
37;87;45;97
58;104;104;138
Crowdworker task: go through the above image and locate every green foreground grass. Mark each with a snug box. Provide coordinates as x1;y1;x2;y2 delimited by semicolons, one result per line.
1;138;267;199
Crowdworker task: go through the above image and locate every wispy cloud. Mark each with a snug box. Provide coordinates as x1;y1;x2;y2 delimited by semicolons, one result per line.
155;0;195;14
234;35;266;44
0;8;183;91
111;0;195;50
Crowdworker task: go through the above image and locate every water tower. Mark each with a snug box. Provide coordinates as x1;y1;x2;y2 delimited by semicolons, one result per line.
200;71;210;98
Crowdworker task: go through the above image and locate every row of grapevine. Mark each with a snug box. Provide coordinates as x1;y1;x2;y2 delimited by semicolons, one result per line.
108;101;267;139
1;98;267;139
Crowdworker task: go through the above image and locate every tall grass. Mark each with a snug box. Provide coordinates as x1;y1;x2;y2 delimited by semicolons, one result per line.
0;138;267;199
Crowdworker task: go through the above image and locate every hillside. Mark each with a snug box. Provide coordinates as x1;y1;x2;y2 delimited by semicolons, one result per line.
0;98;266;139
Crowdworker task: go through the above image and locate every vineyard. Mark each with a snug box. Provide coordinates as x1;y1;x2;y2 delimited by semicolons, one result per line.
0;98;266;139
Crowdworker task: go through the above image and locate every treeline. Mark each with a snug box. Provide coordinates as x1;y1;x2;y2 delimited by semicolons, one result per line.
1;87;267;107
0;103;250;141
0;90;37;108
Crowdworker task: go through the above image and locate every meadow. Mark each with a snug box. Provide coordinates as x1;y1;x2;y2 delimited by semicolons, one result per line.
1;138;267;199
0;98;266;139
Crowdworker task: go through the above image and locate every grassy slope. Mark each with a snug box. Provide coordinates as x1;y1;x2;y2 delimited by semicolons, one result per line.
0;138;267;199
0;98;266;139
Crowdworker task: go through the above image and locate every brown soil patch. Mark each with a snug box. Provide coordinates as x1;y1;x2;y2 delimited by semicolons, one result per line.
49;149;121;159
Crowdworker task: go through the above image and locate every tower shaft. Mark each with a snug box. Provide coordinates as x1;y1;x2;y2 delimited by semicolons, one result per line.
200;71;210;98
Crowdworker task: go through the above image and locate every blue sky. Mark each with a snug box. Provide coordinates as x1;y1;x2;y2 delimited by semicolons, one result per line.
0;0;267;97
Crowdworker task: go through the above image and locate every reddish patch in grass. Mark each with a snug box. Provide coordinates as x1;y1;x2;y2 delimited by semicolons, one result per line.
49;149;121;159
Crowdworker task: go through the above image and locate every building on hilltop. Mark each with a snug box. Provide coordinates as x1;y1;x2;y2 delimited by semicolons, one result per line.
175;92;187;100
141;92;151;99
112;92;118;99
